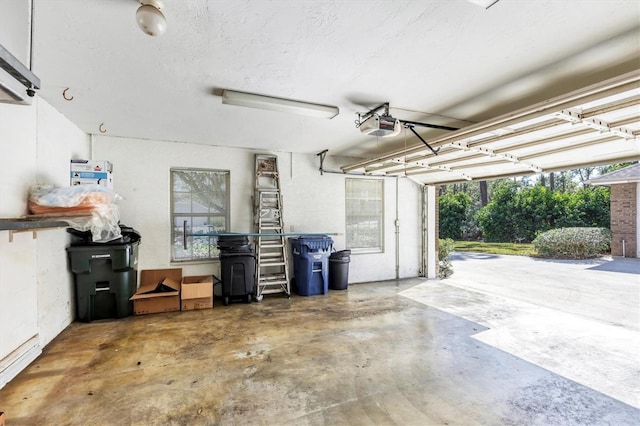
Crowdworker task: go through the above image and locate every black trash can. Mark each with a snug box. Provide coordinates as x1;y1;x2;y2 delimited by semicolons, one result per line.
217;234;255;305
66;225;141;322
329;250;351;290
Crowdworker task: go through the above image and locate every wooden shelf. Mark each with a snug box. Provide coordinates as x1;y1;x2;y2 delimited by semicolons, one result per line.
0;216;90;242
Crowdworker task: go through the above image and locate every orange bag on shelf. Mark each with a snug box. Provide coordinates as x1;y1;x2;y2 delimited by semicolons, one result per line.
28;185;122;242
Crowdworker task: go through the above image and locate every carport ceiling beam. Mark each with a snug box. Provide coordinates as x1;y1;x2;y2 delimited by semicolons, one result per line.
493;128;595;153
446;141;543;173
383;151;488;172
465;118;561;149
342;144;428;172
380;158;475;179
449;158;510;170
404;165;473;180
555;109;637;140
519;135;620;161
580;94;640;118
431;170;537;185
413;152;640;185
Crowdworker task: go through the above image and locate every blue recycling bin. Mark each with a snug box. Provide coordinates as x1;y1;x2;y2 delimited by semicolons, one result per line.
290;235;333;296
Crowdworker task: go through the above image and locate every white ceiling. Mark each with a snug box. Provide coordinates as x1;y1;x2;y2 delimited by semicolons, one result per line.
30;0;640;165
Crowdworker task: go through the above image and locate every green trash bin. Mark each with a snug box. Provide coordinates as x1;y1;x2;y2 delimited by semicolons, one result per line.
66;227;140;322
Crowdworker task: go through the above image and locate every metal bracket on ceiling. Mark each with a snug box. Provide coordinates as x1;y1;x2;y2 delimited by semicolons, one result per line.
358;102;390;123
434;165;472;181
316;149;329;175
555;109;636;140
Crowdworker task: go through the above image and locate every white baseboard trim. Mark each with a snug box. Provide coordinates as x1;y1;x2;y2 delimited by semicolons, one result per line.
0;335;41;390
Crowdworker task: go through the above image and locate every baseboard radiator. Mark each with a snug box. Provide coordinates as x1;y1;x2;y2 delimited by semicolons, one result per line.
0;335;41;389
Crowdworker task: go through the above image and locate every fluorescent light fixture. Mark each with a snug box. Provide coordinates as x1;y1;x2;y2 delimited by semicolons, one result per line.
221;90;339;119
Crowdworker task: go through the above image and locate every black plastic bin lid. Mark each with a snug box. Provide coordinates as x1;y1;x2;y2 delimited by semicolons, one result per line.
330;249;351;259
216;234;250;249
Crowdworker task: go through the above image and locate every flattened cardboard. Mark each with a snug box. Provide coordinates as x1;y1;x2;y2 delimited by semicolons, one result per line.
181;297;213;311
131;269;182;315
181;275;214;300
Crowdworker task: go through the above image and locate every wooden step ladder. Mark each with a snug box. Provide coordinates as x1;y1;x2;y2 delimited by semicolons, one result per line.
254;154;291;301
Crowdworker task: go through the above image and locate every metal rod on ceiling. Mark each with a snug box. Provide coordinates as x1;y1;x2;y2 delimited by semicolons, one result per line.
406;125;440;156
357;102;390;124
400;119;459;132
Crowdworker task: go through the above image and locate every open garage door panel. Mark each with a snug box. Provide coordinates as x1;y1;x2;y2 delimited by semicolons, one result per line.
343;71;640;184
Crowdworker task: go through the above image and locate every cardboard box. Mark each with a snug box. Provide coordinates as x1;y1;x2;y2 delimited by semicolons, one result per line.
70;159;113;189
181;275;213;310
182;297;213;311
70;159;113;173
130;269;182;315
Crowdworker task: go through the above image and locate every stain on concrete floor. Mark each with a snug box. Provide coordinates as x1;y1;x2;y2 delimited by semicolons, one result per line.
0;278;638;425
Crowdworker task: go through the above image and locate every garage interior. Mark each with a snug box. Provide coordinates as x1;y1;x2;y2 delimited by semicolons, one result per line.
0;0;639;424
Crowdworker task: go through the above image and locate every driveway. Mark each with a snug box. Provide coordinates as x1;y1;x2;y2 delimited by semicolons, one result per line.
401;253;640;409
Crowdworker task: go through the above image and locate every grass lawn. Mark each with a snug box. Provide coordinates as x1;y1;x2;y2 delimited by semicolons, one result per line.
454;240;536;256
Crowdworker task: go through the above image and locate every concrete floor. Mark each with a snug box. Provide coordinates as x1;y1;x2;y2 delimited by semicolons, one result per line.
402;253;640;410
1;273;639;425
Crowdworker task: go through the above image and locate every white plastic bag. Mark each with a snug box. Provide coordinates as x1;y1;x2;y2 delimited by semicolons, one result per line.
28;184;123;242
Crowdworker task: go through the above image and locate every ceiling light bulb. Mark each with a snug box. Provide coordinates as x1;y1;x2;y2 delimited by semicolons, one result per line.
136;1;166;37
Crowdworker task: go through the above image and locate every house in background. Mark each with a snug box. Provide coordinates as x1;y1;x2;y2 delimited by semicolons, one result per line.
589;163;640;258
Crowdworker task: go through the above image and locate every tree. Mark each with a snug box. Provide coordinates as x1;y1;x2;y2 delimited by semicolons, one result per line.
479;181;488;206
598;161;637;175
439;192;472;240
474;180;518;242
575;167;596;186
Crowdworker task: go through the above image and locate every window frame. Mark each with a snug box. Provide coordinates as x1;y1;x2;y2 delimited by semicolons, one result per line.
345;177;384;254
170;167;230;262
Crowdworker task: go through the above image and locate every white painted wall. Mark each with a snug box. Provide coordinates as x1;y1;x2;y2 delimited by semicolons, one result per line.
35;100;91;344
1;3;91;387
0;97;89;388
93;136;424;283
0;0;31;66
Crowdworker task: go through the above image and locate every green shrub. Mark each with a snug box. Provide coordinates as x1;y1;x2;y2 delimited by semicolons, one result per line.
438;238;455;278
556;186;610;228
439;192;472;240
532;227;611;259
512;185;557;241
474;181;518;242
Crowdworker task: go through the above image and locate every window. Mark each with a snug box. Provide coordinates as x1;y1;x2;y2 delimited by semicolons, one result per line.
171;168;230;261
345;178;384;252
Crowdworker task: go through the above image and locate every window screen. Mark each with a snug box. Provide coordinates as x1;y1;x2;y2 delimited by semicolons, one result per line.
345;178;383;252
170;168;230;261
